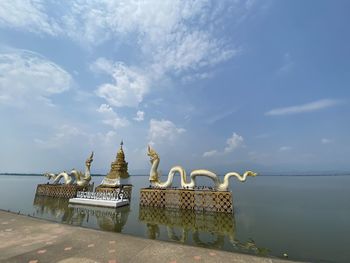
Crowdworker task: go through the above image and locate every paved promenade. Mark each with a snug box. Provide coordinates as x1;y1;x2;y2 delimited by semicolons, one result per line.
0;210;300;263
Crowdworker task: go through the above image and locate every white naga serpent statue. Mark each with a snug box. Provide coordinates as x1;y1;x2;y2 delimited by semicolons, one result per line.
44;152;94;187
148;146;257;191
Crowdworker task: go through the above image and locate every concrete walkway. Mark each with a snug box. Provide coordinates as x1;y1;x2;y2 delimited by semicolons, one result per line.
0;210;300;263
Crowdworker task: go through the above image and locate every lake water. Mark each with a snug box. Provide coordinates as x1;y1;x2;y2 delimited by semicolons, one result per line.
0;174;349;263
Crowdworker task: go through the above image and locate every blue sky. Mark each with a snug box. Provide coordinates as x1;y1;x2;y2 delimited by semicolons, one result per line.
0;0;349;174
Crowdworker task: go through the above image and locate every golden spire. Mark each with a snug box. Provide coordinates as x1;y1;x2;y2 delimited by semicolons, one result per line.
106;140;129;179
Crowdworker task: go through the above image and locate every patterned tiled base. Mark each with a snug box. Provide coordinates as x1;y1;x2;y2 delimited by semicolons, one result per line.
139;188;233;213
35;184;92;198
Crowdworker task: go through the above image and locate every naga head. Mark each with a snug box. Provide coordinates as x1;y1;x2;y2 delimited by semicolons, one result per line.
147;145;160;183
147;145;159;164
246;170;258;177
85;151;94;169
43;172;52;179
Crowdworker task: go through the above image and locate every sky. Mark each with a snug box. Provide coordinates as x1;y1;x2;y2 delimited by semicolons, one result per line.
0;0;349;174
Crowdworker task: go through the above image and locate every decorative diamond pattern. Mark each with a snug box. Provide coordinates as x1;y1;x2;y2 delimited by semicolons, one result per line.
140;189;233;213
35;184;92;198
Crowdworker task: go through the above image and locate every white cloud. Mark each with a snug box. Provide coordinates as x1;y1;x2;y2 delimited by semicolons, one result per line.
0;0;60;35
148;119;185;145
102;118;129;129
0;1;238;58
224;133;244;153
133;110;145;122
182;71;214;82
0;1;258;109
34;124;83;149
203;132;244;157
94;60;149;108
205;109;236;125
203;150;219;158
0;50;72;107
278;52;294;74
88;1;239;107
245;0;256;9
321;138;332;144
96;104;130;129
90;58;114;74
1;1;249;108
265;99;340;116
96;103;114;115
152;30;236;74
91;130;118;145
255;133;270;139
279;146;292;152
35;125;119;150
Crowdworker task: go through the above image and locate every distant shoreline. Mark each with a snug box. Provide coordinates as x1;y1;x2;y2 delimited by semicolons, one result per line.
0;173;107;177
0;173;349;177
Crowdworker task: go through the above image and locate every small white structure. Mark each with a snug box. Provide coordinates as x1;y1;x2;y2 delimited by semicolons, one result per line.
69;190;129;208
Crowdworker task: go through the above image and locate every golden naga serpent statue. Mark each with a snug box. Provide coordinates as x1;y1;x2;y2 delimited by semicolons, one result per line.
44;152;94;187
147;146;257;191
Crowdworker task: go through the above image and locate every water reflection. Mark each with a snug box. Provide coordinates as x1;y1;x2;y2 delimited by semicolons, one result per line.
138;206;269;255
32;194;269;256
1;175;347;263
139;206;235;248
33;195;84;225
33;194;130;232
70;204;131;232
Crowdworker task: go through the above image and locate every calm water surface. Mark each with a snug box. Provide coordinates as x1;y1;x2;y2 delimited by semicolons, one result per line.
0;175;349;263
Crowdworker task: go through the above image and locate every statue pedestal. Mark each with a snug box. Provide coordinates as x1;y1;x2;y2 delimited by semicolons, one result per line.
35;184;93;198
99;178;120;187
139;188;233;213
69;197;129;208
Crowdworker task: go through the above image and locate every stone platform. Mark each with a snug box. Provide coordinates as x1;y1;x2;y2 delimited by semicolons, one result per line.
69;190;130;208
69;198;129;208
35;184;93;198
140;188;233;213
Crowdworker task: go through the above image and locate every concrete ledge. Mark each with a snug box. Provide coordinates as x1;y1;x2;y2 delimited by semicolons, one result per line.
0;210;302;263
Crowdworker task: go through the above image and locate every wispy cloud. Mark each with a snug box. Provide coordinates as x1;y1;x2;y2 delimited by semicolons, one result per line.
88;1;242;107
35;125;119;149
321;138;333;144
203;132;243;157
34;124;83;149
0;1;255;109
203;150;219;158
133;110;145;122
255;133;270;139
0;49;72;107
93;59;150;108
96;104;129;129
277;52;294;74
265;99;340;116
148;119;185;146
205;109;237;125
279;146;292;152
0;0;61;36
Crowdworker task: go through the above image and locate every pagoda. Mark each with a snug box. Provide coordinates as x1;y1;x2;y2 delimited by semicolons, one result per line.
107;140;129;179
96;141;132;199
